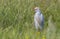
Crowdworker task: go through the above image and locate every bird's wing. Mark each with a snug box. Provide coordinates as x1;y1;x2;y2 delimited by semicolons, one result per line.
35;14;44;24
40;14;44;22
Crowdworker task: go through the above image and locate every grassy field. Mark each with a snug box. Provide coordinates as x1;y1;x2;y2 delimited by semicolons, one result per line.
0;0;60;39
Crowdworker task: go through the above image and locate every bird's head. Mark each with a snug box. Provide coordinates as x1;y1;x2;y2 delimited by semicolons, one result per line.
34;7;40;13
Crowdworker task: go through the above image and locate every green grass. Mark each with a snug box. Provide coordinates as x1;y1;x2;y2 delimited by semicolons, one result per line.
0;0;60;39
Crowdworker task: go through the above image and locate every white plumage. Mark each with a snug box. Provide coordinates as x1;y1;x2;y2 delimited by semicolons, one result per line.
34;7;44;31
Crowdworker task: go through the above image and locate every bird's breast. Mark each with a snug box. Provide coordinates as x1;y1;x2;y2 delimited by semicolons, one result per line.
34;14;41;24
34;13;44;22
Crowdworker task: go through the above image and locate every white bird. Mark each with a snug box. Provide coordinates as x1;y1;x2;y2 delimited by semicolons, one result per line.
34;7;44;31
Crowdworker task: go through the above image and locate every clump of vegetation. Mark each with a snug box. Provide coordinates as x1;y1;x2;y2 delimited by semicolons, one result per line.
0;0;60;39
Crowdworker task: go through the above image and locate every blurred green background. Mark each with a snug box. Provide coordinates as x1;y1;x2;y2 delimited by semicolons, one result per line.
0;0;60;39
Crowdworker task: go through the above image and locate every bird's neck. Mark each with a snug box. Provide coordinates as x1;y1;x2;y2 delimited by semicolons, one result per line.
36;11;41;15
